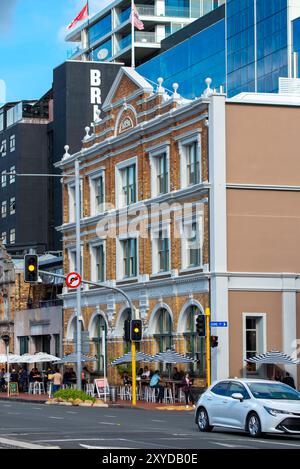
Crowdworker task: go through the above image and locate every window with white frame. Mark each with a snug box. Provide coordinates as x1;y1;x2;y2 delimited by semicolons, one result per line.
181;216;203;269
1;200;7;218
115;159;137;208
68;248;83;275
9;228;15;244
1;171;6;188
0;140;6;157
119;238;137;279
10;135;15;152
90;172;105;215
150;149;169;197
90;243;105;282
179;135;201;188
244;316;265;373
10;166;15;184
1;232;6;245
10;197;15;215
68;182;83;223
152;227;170;274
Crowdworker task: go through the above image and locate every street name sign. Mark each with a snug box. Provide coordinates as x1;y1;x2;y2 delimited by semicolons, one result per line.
210;321;228;327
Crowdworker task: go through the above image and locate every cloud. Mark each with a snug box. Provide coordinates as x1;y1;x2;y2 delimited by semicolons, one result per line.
0;0;17;36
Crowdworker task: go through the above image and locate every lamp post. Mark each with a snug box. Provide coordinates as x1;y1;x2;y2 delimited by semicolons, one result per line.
1;335;10;397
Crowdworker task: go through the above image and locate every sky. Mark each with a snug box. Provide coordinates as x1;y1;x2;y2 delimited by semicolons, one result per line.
0;0;109;104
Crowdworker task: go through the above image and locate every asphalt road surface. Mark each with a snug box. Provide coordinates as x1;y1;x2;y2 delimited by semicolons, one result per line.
0;401;300;449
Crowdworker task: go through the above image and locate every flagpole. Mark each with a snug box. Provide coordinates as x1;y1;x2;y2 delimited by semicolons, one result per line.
87;0;91;60
131;0;135;68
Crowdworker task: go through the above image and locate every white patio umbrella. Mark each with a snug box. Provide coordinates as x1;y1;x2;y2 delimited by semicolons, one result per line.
53;353;97;364
0;354;22;363
111;352;154;365
17;353;59;363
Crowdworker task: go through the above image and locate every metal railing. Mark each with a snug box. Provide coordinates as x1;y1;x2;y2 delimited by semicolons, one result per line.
135;31;157;43
136;5;155;16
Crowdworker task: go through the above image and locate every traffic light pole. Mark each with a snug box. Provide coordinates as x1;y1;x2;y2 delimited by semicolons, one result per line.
205;307;211;387
75;159;82;390
131;342;136;406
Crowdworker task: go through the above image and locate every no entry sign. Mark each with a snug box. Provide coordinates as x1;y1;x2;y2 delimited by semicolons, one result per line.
66;271;82;289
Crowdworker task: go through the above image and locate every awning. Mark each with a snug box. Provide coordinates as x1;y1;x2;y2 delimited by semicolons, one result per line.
245;350;299;365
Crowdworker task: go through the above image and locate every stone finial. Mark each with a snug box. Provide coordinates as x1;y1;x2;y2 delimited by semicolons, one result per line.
95;108;102;123
203;77;213;97
90;122;95;134
157;77;164;93
84;126;91;140
63;145;70;158
172;82;180;98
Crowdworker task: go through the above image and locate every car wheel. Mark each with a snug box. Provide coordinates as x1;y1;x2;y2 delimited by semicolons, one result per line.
246;412;262;438
197;407;213;432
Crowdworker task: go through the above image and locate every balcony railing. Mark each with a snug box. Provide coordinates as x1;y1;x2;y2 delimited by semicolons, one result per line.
135;31;158;44
136;5;155;16
165;6;190;17
67;44;83;58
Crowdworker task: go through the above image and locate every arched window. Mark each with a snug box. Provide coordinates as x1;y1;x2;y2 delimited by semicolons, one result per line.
91;315;107;374
68;316;84;342
183;305;205;377
154;308;173;353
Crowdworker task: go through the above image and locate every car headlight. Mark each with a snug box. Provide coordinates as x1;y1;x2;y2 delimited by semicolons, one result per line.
264;406;292;416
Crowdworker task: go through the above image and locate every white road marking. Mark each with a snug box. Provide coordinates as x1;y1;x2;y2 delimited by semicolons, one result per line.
104;415;117;418
98;421;120;426
66;411;78;414
49;416;64;420
253;439;300;448
151;419;166;423
80;444;132;449
214;442;252;448
36;438;125;443
0;437;60;450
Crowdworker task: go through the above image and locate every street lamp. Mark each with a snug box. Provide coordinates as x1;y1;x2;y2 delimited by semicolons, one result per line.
1;335;10;397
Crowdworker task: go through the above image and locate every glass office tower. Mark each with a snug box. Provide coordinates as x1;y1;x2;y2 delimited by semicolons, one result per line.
226;0;300;97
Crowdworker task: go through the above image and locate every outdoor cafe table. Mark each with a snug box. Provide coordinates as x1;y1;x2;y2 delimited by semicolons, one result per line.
135;378;182;401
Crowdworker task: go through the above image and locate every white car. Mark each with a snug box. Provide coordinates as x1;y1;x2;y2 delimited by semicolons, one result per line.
195;378;300;437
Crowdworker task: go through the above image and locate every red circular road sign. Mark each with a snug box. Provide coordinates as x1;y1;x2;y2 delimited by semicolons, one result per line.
66;271;82;289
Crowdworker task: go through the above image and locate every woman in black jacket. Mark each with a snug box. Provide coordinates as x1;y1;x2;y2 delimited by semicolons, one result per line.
181;373;195;408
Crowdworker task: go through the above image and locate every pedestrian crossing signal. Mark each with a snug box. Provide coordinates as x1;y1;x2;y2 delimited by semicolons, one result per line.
24;255;38;283
211;336;219;348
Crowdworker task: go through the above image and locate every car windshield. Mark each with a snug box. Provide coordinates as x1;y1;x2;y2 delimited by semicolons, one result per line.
248;382;300;400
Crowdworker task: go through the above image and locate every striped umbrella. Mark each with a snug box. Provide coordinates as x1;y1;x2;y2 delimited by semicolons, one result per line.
152;350;196;364
111;352;154;365
54;353;97;364
245;350;299;365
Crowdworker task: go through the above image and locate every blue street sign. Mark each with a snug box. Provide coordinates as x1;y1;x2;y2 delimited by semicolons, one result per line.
210;321;228;328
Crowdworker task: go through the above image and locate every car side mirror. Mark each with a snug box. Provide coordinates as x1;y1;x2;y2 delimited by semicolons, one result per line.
231;392;244;402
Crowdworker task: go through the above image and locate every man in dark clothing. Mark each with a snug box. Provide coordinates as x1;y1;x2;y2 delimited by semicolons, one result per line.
282;372;296;389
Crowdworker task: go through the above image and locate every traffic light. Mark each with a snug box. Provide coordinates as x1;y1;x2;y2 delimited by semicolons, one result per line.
124;319;131;342
130;319;142;342
196;314;206;336
211;336;219;348
24;254;39;283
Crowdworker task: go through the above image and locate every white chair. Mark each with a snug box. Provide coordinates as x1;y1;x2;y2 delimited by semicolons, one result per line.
179;389;186;403
119;385;131;400
163;387;174;404
85;383;95;397
28;382;34;394
33;382;45;395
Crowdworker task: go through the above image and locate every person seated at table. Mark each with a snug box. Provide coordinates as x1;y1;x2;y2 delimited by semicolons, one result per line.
150;370;164;403
123;371;131;386
18;368;28;392
137;367;144;378
171;367;181;381
10;368;19;383
29;367;41;382
141;366;151;379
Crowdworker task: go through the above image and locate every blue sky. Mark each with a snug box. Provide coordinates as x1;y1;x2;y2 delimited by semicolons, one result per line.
0;0;108;103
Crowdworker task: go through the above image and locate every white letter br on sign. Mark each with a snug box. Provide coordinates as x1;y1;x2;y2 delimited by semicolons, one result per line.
90;69;102;121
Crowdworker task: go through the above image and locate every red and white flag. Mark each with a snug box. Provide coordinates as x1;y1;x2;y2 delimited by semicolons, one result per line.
67;2;89;30
131;3;144;31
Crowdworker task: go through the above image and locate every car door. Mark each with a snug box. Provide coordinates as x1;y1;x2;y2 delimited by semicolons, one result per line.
208;381;230;425
226;382;252;428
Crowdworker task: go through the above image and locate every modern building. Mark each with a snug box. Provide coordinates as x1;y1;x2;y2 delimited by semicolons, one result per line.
65;0;225;65
137;0;300;98
0;93;53;255
57;67;300;388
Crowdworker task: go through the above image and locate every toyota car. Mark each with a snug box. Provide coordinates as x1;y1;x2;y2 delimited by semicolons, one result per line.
195;379;300;437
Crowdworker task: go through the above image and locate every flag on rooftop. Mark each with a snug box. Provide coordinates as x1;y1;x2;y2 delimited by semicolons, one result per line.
67;2;89;30
131;3;144;31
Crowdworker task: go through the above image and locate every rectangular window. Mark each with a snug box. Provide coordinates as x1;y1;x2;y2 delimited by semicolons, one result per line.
10;197;15;215
187;141;200;185
1;171;6;188
157;153;168;195
245;317;260;372
1;201;7;218
95;244;105;282
0;140;6;157
19;337;29;355
9;228;15;244
122;164;136;206
10;135;15;152
10;166;15;184
122;239;137;278
95;175;104;212
188;221;201;267
158;231;170;272
1;232;6;245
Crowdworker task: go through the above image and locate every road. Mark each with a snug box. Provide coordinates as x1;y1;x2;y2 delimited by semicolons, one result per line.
0;401;300;449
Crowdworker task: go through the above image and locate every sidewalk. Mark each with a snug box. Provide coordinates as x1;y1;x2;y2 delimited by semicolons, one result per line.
0;393;194;410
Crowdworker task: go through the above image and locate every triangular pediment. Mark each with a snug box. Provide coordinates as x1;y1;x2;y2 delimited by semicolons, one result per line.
102;67;153;111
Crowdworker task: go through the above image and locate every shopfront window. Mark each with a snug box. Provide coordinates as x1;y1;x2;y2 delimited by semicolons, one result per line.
183;305;205;377
92;315;107;373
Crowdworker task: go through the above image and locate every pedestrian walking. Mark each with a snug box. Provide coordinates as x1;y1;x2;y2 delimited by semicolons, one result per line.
181;372;195;408
51;368;63;395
